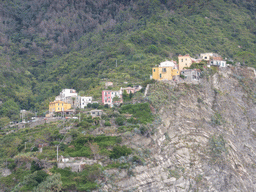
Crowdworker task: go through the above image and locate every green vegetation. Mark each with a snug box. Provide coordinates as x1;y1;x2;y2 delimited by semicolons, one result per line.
208;134;228;164
109;145;132;159
51;165;101;191
0;0;256;119
120;103;154;124
65;135;121;157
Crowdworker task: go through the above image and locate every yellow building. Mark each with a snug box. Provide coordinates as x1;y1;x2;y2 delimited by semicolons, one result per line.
152;66;180;81
178;54;192;71
49;100;71;113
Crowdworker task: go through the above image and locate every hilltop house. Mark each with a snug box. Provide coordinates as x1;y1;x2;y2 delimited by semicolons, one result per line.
178;55;194;70
200;53;220;61
180;69;201;81
152;60;180;81
209;59;227;67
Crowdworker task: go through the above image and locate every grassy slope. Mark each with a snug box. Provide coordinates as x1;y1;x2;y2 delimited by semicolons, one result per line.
0;0;255;118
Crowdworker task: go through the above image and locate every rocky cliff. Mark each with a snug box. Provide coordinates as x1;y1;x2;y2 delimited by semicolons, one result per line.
101;66;256;191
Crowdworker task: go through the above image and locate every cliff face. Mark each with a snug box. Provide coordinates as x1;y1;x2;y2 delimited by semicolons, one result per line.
102;67;256;191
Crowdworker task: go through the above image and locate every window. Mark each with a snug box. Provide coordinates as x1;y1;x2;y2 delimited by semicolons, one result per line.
62;104;63;106
185;58;187;61
108;92;110;94
58;108;60;110
160;74;162;78
105;100;107;102
92;112;95;114
58;103;59;106
181;59;183;62
154;69;155;72
105;93;107;96
205;57;207;59
162;68;166;72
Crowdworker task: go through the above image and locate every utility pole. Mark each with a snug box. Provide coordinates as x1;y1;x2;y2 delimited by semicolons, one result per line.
57;145;59;162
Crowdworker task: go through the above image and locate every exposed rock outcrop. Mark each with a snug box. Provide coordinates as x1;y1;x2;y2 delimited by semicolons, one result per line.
101;67;256;191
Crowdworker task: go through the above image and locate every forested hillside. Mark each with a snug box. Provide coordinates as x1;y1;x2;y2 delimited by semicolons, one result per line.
0;0;256;121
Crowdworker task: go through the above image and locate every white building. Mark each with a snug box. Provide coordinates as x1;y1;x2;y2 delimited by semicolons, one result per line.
210;60;227;67
80;96;93;108
159;60;178;69
60;89;78;101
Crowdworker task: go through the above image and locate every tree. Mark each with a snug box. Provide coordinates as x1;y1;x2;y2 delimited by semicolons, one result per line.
0;99;19;120
0;117;10;128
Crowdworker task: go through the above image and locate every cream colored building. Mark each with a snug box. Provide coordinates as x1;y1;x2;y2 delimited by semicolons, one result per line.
178;55;193;71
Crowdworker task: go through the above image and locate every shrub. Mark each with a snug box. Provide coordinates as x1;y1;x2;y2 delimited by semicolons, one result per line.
115;117;125;126
132;155;144;165
208;134;228;164
32;147;39;152
104;121;111;126
145;45;158;54
31;161;42;173
109;145;132;159
118;126;127;133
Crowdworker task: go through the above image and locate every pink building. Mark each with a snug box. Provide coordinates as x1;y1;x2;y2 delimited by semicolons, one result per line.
102;90;122;107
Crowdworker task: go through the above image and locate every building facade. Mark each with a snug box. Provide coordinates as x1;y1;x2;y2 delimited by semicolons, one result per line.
178;55;193;71
80;96;93;108
49;100;71;113
210;60;227;67
152;66;180;81
59;89;78;101
102;90;122;107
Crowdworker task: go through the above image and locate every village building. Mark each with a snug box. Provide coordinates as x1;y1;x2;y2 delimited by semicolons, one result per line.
209;59;227;67
178;55;193;71
49;100;71;113
90;109;103;117
180;69;201;81
200;53;220;61
152;60;180;81
105;82;113;88
59;89;78;101
102;90;122;107
80;96;92;108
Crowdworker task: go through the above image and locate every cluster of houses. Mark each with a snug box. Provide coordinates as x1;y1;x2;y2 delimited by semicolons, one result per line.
102;85;142;107
48;84;142;116
48;89;95;116
152;52;227;81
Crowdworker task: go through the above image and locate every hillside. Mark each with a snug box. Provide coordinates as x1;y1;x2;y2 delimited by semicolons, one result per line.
0;66;256;191
0;0;256;122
